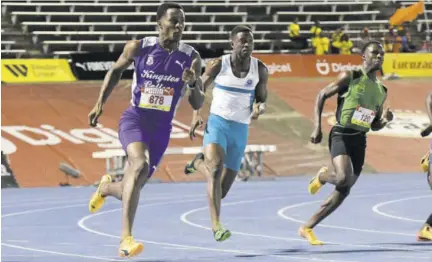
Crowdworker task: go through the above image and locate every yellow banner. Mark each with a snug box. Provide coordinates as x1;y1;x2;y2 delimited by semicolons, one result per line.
383;53;432;77
2;59;76;83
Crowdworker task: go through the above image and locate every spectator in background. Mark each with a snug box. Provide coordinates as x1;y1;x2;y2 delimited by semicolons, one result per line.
352;27;371;54
289;17;300;38
289;17;307;49
312;31;330;55
359;27;372;49
310;20;322;38
392;30;403;53
384;27;397;52
332;34;353;54
401;30;416;52
330;27;344;54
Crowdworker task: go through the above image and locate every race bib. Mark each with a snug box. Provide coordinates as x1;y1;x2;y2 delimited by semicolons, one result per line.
138;87;173;111
351;106;376;128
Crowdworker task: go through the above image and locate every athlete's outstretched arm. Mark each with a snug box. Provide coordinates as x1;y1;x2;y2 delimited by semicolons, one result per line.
421;92;432;137
189;58;222;140
251;61;269;119
186;50;205;110
311;71;351;143
88;40;139;127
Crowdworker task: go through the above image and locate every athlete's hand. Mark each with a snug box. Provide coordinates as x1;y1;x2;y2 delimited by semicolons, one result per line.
88;104;103;127
252;102;266;120
189;115;204;141
182;67;197;86
421;125;432;137
310;127;323;144
383;107;393;122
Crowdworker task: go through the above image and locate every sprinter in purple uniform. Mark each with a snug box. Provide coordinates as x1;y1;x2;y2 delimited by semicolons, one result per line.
87;2;204;258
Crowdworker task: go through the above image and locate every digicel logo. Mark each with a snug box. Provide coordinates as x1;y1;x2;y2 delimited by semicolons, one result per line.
267;63;292;75
316;60;362;75
1;121;198;155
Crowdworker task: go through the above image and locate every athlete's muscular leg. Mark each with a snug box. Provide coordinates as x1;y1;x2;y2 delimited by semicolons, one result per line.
101;142;150;239
221;168;238;199
317;155;352;186
194;159;238;200
194;143;225;230
304;155;358;228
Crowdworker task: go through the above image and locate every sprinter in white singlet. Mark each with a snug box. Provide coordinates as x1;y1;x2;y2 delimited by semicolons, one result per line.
184;25;269;242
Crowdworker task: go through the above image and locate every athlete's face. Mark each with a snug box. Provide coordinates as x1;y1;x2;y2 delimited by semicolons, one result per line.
158;8;185;42
232;31;254;59
363;43;385;71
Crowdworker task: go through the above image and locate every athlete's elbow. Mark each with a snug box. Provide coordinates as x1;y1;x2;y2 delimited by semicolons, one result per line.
190;102;202;110
188;95;203;110
371;125;383;131
317;89;328;102
370;121;382;131
105;68;123;83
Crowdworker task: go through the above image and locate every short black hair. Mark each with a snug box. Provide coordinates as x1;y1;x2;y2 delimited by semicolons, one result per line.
231;25;252;38
361;40;383;54
156;2;183;21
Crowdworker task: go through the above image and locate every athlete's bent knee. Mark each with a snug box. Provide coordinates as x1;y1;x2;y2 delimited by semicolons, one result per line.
128;156;149;182
204;159;223;179
334;172;349;187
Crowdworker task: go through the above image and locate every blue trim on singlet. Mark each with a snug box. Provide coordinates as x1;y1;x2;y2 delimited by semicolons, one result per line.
214;84;255;94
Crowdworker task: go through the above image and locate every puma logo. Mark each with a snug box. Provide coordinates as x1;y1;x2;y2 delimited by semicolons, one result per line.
175;60;185;70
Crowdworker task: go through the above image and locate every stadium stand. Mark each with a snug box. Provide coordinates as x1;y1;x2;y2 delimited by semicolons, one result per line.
1;0;430;58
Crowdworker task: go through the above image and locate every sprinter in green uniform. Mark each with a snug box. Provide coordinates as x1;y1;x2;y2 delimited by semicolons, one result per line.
298;41;394;245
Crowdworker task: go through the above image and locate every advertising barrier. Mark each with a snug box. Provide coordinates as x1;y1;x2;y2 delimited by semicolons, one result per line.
70;46;224;80
382;53;432;77
1;59;76;83
254;53;432;78
253;54;363;78
67;52;432;80
71;52;135;80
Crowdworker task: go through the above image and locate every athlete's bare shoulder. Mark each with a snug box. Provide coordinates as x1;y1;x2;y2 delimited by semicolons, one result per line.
257;60;268;76
111;40;140;72
122;40;141;60
126;39;141;48
257;59;267;69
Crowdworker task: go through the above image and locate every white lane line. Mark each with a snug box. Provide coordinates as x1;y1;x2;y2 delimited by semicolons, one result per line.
372;195;431;223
